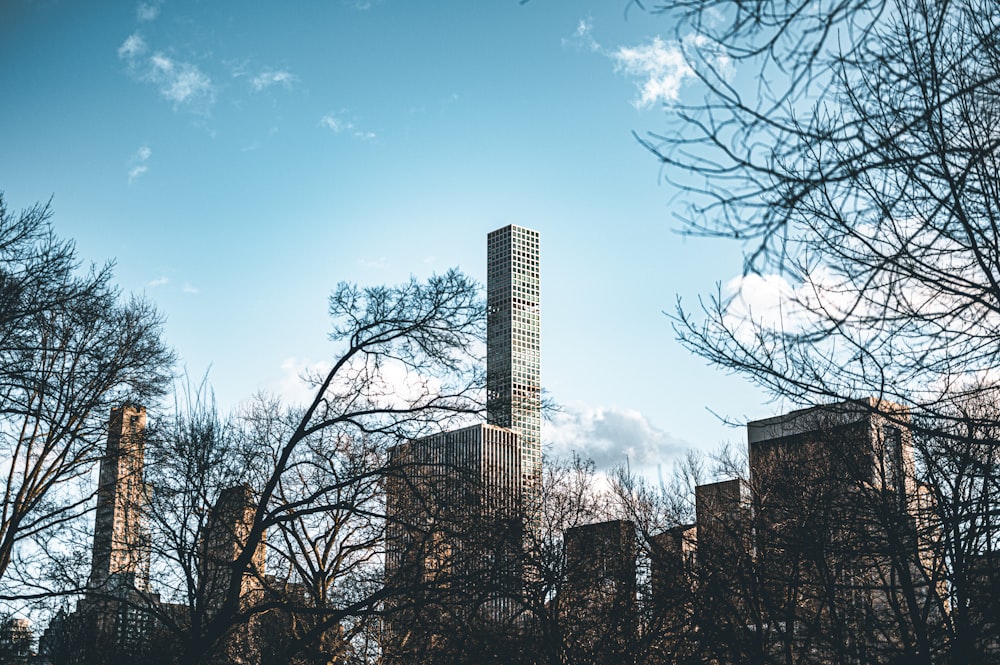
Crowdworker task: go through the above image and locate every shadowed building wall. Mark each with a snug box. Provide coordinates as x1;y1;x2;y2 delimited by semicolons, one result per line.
563;519;637;665
384;424;523;663
203;484;267;618
47;406;164;665
746;399;936;663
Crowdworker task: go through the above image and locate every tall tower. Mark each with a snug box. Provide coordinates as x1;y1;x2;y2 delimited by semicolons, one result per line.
487;225;541;518
203;485;266;617
90;405;150;592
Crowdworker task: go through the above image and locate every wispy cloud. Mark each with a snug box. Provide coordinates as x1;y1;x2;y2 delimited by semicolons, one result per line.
150;53;214;105
544;404;688;480
563;20;696;108
128;144;152;184
251;69;297;92
319;111;376;140
612;37;693;108
128;165;148;183
118;33;215;111
271;355;449;416
358;256;388;269
273;357;333;407
563;16;602;52
136;1;161;22
343;0;382;10
118;33;147;59
144;275;199;294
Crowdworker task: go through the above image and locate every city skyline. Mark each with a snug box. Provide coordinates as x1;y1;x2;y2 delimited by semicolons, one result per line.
0;1;775;481
3;0;999;661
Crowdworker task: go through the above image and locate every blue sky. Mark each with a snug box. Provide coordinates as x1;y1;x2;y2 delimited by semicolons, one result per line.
1;0;781;479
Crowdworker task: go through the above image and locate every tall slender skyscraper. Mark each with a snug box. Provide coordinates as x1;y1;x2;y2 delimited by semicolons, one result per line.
383;226;541;661
90;405;150;592
486;225;541;517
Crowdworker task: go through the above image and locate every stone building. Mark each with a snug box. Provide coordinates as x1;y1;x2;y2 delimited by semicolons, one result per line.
90;405;151;592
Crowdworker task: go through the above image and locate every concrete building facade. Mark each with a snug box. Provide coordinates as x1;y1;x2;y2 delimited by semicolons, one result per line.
203;484;267;619
384;425;524;663
89;405;150;592
386;424;522;594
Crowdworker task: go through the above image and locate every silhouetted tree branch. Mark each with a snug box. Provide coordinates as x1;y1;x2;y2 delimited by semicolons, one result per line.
0;193;172;596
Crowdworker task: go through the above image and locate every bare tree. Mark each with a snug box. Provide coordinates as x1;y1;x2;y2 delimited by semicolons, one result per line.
617;0;1000;660
661;0;1000;411
913;395;1000;663
125;270;484;665
0;194;172;592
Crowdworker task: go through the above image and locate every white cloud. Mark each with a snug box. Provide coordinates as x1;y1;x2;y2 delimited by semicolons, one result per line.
544;404;688;480
128;165;148;183
251;69;296;91
721;272;818;346
157;57;213;105
563;16;601;52
320;113;351;132
343;0;382;9
272;355;448;418
687;33;735;82
128;144;152;184
137;1;160;22
612;37;693;108
118;35;215;110
319;111;376;140
711;51;735;81
274;357;333;408
723;269;856;337
358;256;388;269
118;33;147;59
143;276;199;293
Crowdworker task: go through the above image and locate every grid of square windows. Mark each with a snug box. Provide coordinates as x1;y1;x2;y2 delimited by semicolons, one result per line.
486;225;541;519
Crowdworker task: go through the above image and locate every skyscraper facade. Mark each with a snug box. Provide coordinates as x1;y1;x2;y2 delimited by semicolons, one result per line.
385;424;523;589
90;404;150;592
203;484;267;618
383;225;540;663
486;225;541;515
384;425;524;662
